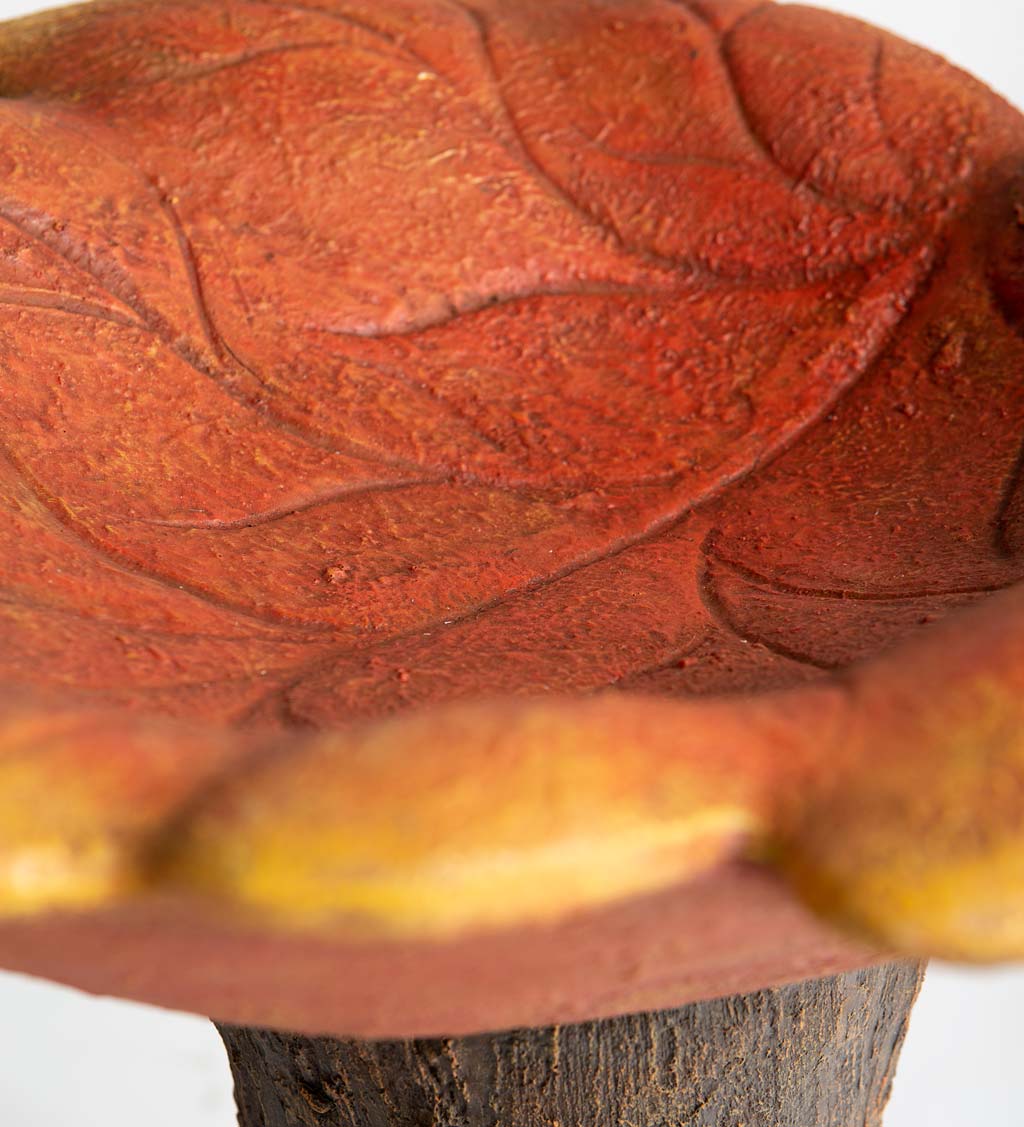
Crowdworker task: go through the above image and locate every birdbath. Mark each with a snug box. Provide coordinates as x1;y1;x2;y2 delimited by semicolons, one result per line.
0;1;1022;1124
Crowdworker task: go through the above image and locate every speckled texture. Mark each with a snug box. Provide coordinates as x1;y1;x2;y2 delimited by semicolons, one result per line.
0;0;1021;1036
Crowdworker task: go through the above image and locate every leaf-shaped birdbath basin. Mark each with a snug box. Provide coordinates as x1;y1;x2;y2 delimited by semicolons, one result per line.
0;0;1022;1122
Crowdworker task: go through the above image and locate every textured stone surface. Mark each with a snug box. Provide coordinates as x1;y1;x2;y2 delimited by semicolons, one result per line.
0;0;1019;1038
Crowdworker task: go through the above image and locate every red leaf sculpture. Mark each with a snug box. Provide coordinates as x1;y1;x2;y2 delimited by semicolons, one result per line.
0;0;1022;1036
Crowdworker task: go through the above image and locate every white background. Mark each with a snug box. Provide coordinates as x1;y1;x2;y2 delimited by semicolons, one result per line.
0;0;1022;1124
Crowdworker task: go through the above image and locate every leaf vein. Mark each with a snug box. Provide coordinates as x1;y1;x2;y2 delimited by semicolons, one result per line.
244;0;445;78
0;286;142;327
717;4;874;216
0;441;339;636
696;540;840;671
111;475;441;531
708;547;1021;603
236;247;945;719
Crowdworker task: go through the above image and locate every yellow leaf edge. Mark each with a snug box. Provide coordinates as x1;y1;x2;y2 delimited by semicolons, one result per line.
0;585;1021;961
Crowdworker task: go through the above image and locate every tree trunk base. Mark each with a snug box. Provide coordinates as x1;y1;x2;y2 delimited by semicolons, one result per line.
218;961;924;1127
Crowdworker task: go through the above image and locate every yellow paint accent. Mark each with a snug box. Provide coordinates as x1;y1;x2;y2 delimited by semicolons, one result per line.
806;843;1024;963
155;699;769;938
169;806;759;939
0;744;142;913
777;668;1024;961
0;590;1022;964
0;841;137;914
0;708;244;919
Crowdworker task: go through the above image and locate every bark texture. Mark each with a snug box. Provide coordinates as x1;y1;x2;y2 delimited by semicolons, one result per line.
218;961;924;1127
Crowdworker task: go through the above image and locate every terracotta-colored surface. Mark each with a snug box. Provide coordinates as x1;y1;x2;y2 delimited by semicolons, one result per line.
0;0;1022;1035
0;867;886;1039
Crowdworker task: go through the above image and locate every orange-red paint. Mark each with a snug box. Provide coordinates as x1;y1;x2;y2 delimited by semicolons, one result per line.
0;0;1021;1036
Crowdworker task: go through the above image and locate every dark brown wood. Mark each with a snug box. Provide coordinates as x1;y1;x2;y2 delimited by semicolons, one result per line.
218;961;924;1127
